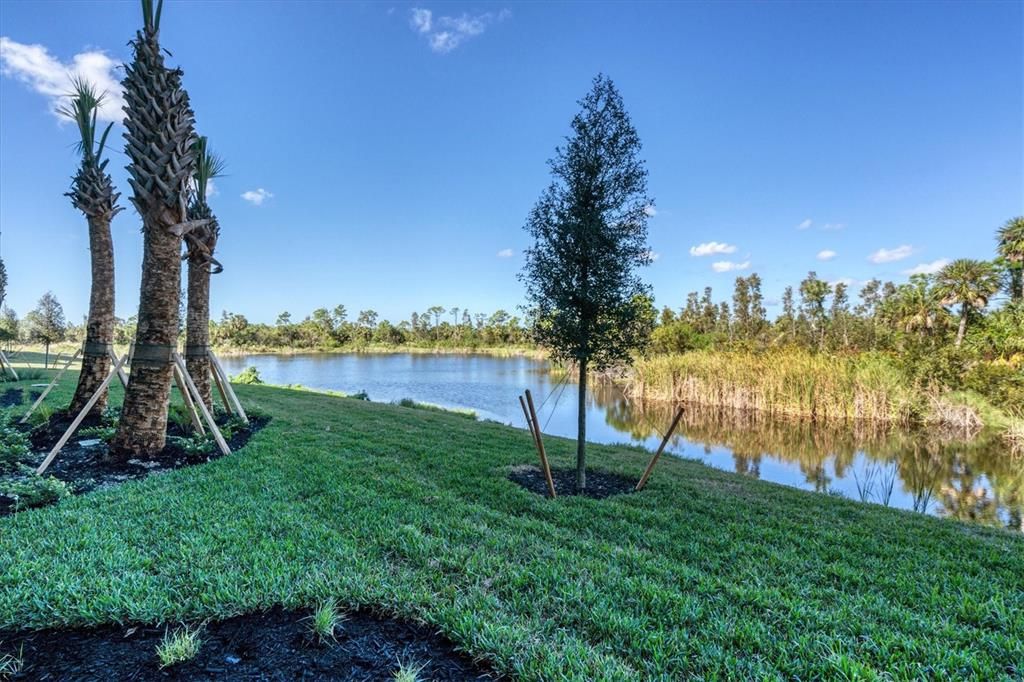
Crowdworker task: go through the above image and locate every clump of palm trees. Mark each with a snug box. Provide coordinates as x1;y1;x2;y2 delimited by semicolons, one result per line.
58;0;227;458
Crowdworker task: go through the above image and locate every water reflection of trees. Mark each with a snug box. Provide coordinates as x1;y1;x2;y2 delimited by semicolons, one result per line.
590;380;1023;532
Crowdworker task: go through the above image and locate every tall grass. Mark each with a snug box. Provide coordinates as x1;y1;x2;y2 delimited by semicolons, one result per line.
627;349;922;424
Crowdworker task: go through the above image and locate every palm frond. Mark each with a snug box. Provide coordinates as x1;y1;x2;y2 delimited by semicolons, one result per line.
192;136;227;204
58;76;110;166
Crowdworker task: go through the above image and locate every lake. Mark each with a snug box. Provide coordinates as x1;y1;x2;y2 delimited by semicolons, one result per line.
219;352;1023;532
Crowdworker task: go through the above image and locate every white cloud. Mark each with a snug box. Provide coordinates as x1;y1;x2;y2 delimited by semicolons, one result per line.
410;8;433;33
797;219;813;230
496;248;514;258
241;188;273;206
829;277;857;288
409;7;509;53
822;222;845;231
817;249;837;261
645;250;660;262
868;245;914;264
644;205;657;217
903;258;950;275
711;260;750;273
0;37;124;122
689;241;737;257
205;179;218;199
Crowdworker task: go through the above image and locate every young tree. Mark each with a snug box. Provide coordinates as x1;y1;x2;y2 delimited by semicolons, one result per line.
996;216;1024;302
747;273;767;338
0;258;6;309
799;271;831;350
59;80;123;416
111;0;199;457
934;259;1002;346
732;276;751;339
0;307;18;350
830;282;850;348
184;136;226;409
520;74;653;493
780;286;796;338
27;292;67;367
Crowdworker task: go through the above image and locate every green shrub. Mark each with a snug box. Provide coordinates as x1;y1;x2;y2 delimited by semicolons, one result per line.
0;471;72;511
0;419;31;473
231;366;263;385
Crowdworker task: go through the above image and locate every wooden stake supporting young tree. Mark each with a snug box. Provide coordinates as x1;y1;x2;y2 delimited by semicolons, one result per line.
518;395;537;441
210;365;233;416
20;347;81;424
172;363;206;436
0;349;19;380
635;406;685;492
209;352;248;424
525;389;557;498
37;354;127;475
172;352;230;457
106;348;129;387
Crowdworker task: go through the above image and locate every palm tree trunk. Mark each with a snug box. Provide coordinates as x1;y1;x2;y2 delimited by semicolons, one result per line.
955;303;968;347
69;215;115;418
110;213;181;458
576;356;588;493
185;257;212;409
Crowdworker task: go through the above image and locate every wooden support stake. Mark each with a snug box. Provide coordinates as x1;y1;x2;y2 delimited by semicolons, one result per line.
107;348;130;387
37;355;127;475
210;366;233;415
635;406;686;492
173;363;206;436
21;348;81;424
209;352;248;424
524;389;557;499
0;350;18;381
172;352;230;457
518;395;537;441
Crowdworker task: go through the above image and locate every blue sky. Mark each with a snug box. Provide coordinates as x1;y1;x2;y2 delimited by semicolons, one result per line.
1;0;1021;324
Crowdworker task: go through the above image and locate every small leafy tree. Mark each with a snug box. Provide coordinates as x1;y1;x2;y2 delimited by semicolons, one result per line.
520;74;654;493
996;216;1024;302
0;307;17;350
27;292;67;367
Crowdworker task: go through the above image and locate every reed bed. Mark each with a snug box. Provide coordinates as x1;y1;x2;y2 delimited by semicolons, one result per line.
626;349;922;425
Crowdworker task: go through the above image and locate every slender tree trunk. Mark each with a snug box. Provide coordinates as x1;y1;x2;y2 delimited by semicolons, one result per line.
44;342;49;369
955;303;968;347
110;211;182;458
69;215;115;418
185;256;212;409
576;356;588;493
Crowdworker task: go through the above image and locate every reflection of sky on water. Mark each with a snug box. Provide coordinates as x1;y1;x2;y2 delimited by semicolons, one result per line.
219;352;1022;532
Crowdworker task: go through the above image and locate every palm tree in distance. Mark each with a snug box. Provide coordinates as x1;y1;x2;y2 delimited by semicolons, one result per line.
996;216;1024;302
933;259;1001;347
60;78;123;418
111;0;201;457
185;135;226;409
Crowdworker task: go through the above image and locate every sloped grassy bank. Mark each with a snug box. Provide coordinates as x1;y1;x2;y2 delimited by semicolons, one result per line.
0;377;1022;679
626;349;1021;433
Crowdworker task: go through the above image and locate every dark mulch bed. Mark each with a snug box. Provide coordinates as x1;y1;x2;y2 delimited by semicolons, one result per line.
0;607;493;681
0;414;270;518
509;465;638;499
0;387;24;408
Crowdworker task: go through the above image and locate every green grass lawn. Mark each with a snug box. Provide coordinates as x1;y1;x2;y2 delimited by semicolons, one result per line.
1;357;1022;680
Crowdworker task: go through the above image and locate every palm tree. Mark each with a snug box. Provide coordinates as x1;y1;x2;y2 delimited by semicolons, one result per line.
996;216;1024;302
111;0;199;457
60;79;123;418
933;259;1001;347
895;274;945;340
185;136;225;409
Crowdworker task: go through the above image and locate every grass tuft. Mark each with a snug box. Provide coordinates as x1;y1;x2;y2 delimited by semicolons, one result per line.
0;644;24;678
156;625;202;669
393;658;426;682
307;600;341;642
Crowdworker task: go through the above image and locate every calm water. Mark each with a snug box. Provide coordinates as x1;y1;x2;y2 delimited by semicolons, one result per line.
219;352;1023;532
